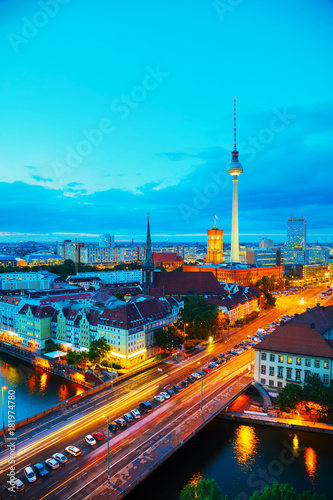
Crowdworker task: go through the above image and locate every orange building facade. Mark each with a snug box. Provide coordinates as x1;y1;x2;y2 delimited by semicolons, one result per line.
206;221;223;265
184;264;283;286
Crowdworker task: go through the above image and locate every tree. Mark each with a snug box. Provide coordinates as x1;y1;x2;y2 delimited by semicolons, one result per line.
177;295;218;340
249;481;326;500
88;338;110;364
65;350;82;366
154;326;183;353
180;476;225;500
277;383;304;413
114;292;126;301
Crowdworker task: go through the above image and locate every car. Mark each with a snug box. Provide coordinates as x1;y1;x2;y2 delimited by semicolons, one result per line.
92;432;104;441
85;434;96;446
166;388;175;397
123;413;134;423
208;363;216;369
224;356;231;361
160;391;171;399
11;479;25;492
115;418;127;427
215;359;222;365
154;394;165;403
187;376;196;384
139;401;152;413
196;370;204;376
203;367;211;373
45;458;60;470
109;420;120;430
226;350;231;354
34;463;49;477
173;384;183;392
52;453;68;464
218;353;224;358
181;380;189;388
24;466;37;483
211;357;217;362
65;446;81;457
130;409;141;419
191;372;201;379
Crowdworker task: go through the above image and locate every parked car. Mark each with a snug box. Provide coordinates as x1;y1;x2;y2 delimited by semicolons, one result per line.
115;418;127;427
191;372;201;379
139;401;152;413
92;432;104;441
85;434;96;446
218;353;224;358
45;458;60;470
211;357;217;362
181;380;189;388
154;394;165;403
11;479;25;492
24;466;36;483
166;388;175;397
187;376;196;384
208;363;216;369
65;446;81;456
52;453;68;464
173;384;183;392
34;463;48;477
109;420;120;431
130;409;141;419
123;413;134;424
215;359;222;365
160;391;171;400
203;367;211;373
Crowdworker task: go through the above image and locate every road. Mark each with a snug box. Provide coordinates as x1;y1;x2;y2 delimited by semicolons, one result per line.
0;283;329;499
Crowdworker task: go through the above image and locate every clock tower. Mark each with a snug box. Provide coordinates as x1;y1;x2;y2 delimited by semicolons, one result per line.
206;219;223;264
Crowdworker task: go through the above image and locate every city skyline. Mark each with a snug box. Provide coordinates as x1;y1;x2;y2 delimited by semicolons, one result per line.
1;0;332;241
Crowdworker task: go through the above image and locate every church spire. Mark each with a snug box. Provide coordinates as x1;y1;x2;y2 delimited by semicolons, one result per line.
143;214;154;267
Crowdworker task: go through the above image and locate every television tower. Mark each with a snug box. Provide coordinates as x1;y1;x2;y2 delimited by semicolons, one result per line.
228;99;243;263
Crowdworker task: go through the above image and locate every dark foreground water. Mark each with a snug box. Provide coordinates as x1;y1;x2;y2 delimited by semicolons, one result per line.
0;351;84;427
126;419;333;500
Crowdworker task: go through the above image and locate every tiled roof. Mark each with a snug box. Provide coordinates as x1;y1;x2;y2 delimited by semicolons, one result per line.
153;271;222;295
98;297;168;329
255;323;333;358
19;304;55;318
153;252;183;263
0;296;22;306
289;305;333;336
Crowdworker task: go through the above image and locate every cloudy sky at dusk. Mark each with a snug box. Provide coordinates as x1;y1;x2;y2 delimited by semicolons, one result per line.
0;0;332;243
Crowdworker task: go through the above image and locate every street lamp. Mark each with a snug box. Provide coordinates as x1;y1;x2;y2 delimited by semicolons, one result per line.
183;323;189;339
2;386;7;443
103;414;111;484
197;361;203;412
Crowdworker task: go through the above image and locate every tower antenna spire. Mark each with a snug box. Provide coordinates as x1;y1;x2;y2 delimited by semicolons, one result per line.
234;98;237;150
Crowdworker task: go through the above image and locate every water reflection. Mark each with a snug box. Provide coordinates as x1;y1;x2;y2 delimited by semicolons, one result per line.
292;434;299;456
304;447;317;481
76;387;85;396
27;374;36;393
40;373;48;393
58;384;69;401
233;425;259;470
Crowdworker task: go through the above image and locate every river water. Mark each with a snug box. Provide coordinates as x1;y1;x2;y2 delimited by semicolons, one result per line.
126;419;333;500
0;351;84;427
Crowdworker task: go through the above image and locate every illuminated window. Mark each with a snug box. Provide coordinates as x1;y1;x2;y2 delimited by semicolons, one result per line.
324;362;329;369
278;355;284;363
287;357;292;364
305;359;310;367
314;360;320;368
296;358;301;365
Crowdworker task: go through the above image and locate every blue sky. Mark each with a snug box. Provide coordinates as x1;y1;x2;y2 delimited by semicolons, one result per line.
0;0;332;243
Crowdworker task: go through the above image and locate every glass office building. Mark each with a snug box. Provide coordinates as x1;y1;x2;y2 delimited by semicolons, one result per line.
287;217;306;250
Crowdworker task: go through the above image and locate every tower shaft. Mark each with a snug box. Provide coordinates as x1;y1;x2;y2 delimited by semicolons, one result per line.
230;177;240;263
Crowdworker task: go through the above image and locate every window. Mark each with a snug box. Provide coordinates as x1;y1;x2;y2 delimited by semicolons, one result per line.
305;359;310;367
269;366;274;376
314;360;320;368
296;358;301;365
287;357;292;364
261;353;266;360
277;381;283;388
295;369;301;381
278;367;283;378
323;374;329;384
324;362;329;369
261;365;266;375
270;354;275;362
261;378;266;384
269;380;274;386
286;368;292;380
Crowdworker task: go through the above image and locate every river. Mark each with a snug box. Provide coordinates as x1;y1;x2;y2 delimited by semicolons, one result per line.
125;419;333;500
0;351;84;427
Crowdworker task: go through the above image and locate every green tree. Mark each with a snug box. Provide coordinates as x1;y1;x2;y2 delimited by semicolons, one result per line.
154;326;183;353
114;292;126;301
65;350;82;366
249;481;326;500
277;383;304;413
180;476;225;500
88;338;111;364
177;295;218;340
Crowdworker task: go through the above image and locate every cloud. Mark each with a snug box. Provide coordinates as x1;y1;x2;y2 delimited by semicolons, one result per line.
66;182;83;188
31;175;52;182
